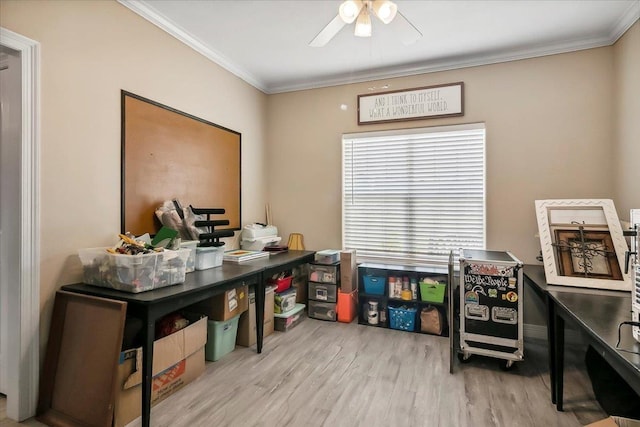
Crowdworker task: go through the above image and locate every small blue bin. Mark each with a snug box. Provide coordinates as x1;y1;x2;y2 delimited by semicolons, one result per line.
363;275;385;295
388;306;417;331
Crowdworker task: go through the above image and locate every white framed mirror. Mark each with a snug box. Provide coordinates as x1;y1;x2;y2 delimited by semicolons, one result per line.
535;199;631;291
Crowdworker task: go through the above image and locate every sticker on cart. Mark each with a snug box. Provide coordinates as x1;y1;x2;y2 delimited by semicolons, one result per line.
465;304;489;321
488;288;498;298
471;285;487;296
465;273;510;289
503;291;518;303
464;291;479;304
508;277;517;289
467;263;515;277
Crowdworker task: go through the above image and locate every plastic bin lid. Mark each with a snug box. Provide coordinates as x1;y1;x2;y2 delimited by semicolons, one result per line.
196;245;225;253
274;303;305;318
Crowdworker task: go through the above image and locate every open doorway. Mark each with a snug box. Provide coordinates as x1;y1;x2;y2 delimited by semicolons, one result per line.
0;27;40;422
0;44;22;398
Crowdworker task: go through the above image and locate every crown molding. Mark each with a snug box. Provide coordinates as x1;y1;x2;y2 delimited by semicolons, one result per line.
270;34;617;93
119;0;640;95
117;0;268;93
609;0;640;41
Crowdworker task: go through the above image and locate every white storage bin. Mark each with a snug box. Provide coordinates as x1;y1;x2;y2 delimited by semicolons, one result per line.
242;224;278;240
240;236;281;251
195;245;225;270
179;240;199;273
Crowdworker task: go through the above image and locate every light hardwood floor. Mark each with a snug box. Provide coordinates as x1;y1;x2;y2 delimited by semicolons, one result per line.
2;315;605;427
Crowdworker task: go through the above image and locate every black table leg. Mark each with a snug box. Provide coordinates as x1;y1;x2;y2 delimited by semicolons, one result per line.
546;294;557;404
141;313;155;427
256;272;265;354
554;311;565;411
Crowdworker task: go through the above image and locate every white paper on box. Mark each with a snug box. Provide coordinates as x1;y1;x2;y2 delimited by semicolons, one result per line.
227;288;238;311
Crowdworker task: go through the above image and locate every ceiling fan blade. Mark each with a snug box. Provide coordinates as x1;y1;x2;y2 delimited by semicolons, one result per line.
391;11;423;46
309;14;347;47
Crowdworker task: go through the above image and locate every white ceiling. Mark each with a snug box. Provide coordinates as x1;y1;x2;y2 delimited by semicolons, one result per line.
120;0;640;94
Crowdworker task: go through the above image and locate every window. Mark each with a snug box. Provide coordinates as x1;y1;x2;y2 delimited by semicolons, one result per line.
342;123;485;265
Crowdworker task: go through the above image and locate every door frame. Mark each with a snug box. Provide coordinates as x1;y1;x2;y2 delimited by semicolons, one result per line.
0;27;40;421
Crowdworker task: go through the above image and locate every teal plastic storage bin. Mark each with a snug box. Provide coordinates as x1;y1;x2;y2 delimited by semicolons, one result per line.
205;315;240;361
388;306;417;331
363;275;385;295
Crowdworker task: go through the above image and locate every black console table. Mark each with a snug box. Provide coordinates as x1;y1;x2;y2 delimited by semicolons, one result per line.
524;265;640;411
61;250;315;427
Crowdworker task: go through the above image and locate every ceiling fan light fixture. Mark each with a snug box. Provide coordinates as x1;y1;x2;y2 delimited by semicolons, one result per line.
372;0;397;24
311;0;420;46
339;0;363;24
354;6;372;37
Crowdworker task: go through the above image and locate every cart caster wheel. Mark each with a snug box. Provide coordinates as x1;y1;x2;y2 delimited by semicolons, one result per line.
500;360;514;371
457;352;471;363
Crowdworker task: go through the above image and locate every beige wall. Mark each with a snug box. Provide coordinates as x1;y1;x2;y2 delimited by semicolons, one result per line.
1;0;638;366
1;0;268;355
268;48;616;264
613;21;640;219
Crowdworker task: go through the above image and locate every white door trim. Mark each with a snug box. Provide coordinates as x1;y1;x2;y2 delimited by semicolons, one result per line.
0;27;40;421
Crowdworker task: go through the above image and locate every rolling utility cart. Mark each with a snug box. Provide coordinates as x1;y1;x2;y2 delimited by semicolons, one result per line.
458;249;524;370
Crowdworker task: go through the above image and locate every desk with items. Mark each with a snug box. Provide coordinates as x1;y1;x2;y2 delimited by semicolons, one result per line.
524;265;640;411
59;250;315;427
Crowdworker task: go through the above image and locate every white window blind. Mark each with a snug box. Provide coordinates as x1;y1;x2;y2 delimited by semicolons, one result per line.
342;123;485;265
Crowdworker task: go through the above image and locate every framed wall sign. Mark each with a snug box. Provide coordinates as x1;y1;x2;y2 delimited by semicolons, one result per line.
535;199;631;291
358;82;464;125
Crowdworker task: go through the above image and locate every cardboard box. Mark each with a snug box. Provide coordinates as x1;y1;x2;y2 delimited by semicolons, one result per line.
114;315;207;427
236;286;275;347
292;276;307;303
340;249;358;293
292;263;308;280
586;417;640;427
189;284;249;321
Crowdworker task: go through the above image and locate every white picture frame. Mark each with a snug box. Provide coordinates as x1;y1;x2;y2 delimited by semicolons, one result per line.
535;199;631;291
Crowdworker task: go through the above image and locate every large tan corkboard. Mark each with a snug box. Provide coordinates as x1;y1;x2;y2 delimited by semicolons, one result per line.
121;91;241;236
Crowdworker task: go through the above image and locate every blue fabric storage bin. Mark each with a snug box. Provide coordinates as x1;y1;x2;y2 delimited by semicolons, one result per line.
363;275;385;295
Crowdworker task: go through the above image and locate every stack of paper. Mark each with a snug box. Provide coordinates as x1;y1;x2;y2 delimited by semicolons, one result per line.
223;249;270;263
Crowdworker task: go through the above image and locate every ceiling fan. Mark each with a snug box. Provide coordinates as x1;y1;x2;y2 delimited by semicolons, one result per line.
309;0;422;47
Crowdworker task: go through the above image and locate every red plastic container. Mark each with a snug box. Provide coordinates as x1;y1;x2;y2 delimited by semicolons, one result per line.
337;289;358;323
268;275;293;293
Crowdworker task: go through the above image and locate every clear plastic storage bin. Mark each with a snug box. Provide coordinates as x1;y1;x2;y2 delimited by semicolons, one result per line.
78;247;190;293
179;240;199;273
308;264;339;284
